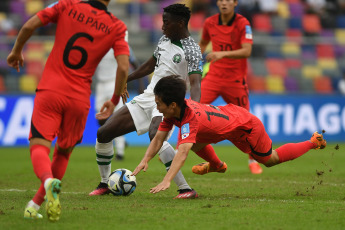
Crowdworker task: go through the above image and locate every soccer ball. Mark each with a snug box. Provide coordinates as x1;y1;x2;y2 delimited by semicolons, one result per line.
107;168;136;196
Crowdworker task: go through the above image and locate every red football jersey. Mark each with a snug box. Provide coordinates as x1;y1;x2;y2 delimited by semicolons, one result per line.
202;13;253;82
158;99;255;144
36;0;129;104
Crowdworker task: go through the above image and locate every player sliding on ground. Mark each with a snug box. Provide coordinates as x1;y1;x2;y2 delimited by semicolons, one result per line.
132;75;327;194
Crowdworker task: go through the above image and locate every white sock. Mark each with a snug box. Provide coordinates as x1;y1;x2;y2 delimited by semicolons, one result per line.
95;139;114;183
114;136;125;157
158;141;191;190
43;178;53;191
26;200;40;210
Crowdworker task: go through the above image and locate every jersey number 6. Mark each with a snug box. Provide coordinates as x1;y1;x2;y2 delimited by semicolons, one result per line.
63;32;94;70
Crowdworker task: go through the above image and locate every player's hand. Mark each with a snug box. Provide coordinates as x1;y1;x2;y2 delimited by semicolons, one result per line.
96;99;115;120
132;161;149;176
7;52;24;72
206;52;223;63
150;180;170;194
121;84;129;103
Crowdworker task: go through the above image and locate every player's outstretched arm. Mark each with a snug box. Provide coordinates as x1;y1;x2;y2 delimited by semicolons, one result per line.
189;73;202;102
127;56;156;83
7;15;43;72
150;142;193;194
132;130;168;176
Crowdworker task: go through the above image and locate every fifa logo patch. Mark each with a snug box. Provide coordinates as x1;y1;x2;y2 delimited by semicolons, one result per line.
131;100;136;104
245;25;253;40
181;123;190;140
173;54;182;63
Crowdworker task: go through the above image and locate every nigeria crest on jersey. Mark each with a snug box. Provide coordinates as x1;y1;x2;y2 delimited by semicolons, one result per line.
172;54;182;63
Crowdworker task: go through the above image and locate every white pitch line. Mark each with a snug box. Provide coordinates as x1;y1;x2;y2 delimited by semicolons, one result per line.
0;189;84;194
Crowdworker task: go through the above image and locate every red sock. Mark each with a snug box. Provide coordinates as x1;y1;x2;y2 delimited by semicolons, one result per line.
30;145;52;183
276;141;316;163
32;185;45;206
32;146;71;206
195;144;222;168
51;146;71;180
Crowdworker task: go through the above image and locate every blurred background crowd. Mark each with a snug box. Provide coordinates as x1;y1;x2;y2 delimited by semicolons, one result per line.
1;0;345;95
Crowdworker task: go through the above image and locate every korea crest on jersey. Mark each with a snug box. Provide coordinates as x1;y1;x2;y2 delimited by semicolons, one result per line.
181;123;190;139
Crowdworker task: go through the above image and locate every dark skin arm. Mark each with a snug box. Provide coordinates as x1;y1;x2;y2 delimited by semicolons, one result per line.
189;73;201;102
127;56;156;82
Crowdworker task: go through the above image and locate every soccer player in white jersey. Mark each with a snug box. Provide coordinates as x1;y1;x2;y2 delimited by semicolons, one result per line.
93;47;139;162
90;4;203;199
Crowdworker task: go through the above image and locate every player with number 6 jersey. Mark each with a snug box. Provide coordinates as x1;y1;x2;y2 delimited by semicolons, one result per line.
7;0;129;222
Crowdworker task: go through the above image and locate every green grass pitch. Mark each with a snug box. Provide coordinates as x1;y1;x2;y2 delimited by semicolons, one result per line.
0;143;344;230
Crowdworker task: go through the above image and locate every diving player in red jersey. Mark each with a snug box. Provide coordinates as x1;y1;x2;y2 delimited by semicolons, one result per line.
7;0;129;221
199;0;262;174
132;76;327;195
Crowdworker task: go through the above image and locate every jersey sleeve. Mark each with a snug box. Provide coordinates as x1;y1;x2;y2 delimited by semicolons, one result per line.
239;18;253;45
112;22;130;56
36;0;75;25
178;116;198;145
201;18;211;41
184;39;203;75
158;118;174;132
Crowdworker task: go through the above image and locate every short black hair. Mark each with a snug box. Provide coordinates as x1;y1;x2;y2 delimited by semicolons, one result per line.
154;75;186;107
163;4;191;26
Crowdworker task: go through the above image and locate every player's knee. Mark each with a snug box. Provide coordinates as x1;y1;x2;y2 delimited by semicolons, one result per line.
97;127;113;143
263;152;280;167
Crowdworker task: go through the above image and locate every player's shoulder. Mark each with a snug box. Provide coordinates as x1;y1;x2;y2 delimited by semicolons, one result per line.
204;14;219;26
157;35;170;44
180;36;201;55
234;13;250;25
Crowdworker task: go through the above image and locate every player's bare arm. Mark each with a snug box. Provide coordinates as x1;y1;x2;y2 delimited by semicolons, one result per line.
189;73;202;102
206;43;252;62
199;38;210;54
132;130;169;176
127;56;156;82
150;142;193;194
7;15;43;72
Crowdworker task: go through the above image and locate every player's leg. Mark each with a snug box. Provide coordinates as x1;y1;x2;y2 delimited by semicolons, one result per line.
150;116;198;199
264;132;327;167
200;74;220;104
90;105;136;196
191;143;227;175
221;86;262;174
25;91;62;220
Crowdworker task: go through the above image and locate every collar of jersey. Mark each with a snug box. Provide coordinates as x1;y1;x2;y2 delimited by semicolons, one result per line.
83;0;108;12
218;13;236;26
171;40;183;49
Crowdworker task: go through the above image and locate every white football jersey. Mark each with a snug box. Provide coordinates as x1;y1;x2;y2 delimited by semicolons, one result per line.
145;35;203;93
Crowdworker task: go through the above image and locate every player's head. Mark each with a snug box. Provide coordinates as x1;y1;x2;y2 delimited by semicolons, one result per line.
217;0;238;14
154;75;186;116
162;4;191;39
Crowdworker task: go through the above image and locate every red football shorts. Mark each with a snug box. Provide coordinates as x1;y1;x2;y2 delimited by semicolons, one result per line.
29;90;90;149
227;117;272;164
201;73;250;111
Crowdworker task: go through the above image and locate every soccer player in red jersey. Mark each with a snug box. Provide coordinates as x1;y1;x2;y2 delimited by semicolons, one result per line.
199;0;262;174
7;0;129;221
132;76;327;194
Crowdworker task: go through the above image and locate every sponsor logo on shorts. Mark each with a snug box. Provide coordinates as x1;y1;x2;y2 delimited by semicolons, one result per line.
173;54;182;64
181;123;190;140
